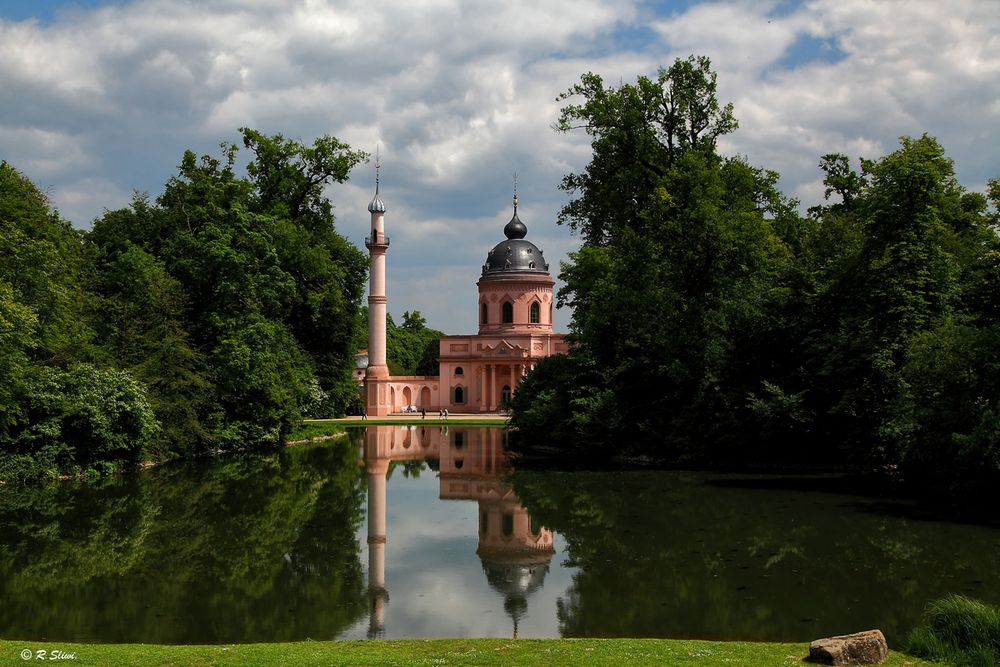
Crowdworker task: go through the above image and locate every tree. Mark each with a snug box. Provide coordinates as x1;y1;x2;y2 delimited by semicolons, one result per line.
89;241;212;457
0;281;37;433
0;161;92;365
555;55;737;246
2;364;159;482
513;58;797;461
0;162;124;480
240;130;369;415
87;129;368;451
385;311;443;376
795;136;992;464
401;310;427;332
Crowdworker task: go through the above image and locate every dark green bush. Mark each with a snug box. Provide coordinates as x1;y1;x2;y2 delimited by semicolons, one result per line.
908;595;1000;666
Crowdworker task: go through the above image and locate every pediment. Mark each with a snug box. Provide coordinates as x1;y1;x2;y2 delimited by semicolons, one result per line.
481;339;528;357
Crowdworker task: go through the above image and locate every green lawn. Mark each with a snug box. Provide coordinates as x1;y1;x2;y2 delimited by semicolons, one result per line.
288;418;508;443
0;638;944;666
286;421;348;442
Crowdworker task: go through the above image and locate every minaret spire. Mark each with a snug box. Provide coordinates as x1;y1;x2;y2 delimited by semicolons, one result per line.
512;172;518;215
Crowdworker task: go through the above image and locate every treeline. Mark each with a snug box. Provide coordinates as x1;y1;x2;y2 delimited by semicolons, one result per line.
510;56;1000;502
1;129;370;481
386;310;443;376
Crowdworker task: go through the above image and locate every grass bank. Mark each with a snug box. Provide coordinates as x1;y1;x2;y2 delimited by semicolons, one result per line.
287;421;349;442
286;419;507;444
0;638;939;667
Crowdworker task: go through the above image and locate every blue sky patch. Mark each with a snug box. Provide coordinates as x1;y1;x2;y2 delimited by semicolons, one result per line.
777;34;848;70
0;0;127;23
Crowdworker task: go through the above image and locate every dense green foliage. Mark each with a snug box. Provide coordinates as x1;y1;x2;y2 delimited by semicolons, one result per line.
511;56;1000;502
349;307;443;377
1;130;368;480
387;310;444;375
1;162;158;481
908;595;1000;666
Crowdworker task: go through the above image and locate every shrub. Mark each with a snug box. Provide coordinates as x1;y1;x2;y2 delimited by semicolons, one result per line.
10;364;160;479
908;595;1000;666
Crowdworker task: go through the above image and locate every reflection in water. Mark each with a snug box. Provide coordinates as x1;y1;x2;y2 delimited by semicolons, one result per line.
1;426;998;644
512;469;1000;646
360;425;554;638
0;445;368;643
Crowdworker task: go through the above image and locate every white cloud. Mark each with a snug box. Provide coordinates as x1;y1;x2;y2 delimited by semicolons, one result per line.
1;0;997;333
648;0;999;209
0;126;92;176
652;2;803;75
52;176;133;226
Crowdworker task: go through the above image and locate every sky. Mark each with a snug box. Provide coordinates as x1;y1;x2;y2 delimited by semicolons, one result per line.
1;0;998;335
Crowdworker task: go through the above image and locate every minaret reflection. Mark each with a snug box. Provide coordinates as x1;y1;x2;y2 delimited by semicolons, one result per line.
365;447;389;638
361;425;554;638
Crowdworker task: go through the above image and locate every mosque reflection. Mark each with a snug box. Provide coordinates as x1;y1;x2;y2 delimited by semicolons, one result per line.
361;425;553;638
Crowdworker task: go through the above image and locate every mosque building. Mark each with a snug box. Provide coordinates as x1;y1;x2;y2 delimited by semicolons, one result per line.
362;168;568;415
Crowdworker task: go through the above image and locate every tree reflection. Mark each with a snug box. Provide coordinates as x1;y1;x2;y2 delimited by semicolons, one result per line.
511;470;1000;644
0;442;367;643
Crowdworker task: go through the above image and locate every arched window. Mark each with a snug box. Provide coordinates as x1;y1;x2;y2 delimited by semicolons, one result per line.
530;301;540;324
502;513;514;537
454;366;463;376
454;386;465;404
502;301;513;324
481;302;488;324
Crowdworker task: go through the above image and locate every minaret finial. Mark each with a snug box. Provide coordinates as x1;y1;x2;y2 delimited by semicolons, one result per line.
368;145;386;213
512;171;518;214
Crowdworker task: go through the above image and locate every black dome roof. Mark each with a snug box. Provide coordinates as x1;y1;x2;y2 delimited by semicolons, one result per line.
482;212;549;275
504;213;527;239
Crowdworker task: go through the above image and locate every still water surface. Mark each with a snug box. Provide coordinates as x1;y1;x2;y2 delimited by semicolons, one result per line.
1;425;998;645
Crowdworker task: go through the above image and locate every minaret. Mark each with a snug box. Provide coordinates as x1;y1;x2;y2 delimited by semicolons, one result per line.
364;151;391;416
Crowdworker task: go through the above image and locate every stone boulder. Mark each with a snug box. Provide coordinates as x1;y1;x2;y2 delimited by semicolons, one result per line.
808;629;888;665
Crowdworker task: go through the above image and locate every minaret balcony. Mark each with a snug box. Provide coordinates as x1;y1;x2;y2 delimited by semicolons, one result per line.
365;233;390;248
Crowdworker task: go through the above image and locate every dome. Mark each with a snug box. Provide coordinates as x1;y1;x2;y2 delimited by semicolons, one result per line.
504;213;527;240
482;212;549;275
368;191;386;213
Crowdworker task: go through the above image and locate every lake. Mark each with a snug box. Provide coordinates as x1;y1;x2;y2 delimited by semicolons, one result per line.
0;425;997;646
